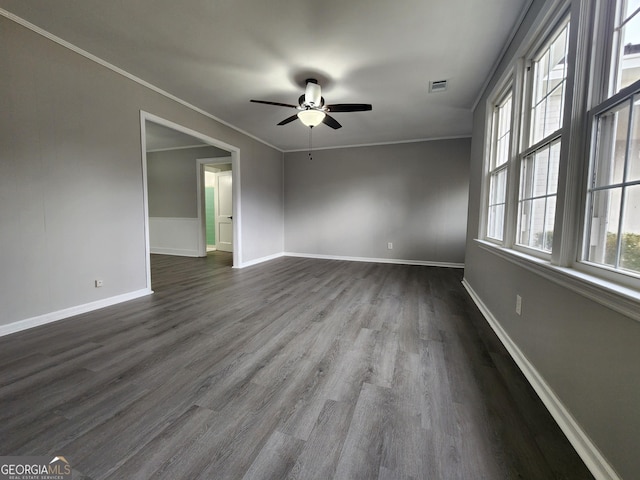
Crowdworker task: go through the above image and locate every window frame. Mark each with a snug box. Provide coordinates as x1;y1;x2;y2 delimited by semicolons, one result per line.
607;2;640;97
573;0;640;289
476;0;640;321
513;12;571;259
483;80;515;244
577;79;640;288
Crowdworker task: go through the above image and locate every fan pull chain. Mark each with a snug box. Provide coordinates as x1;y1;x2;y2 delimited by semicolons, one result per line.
308;126;313;160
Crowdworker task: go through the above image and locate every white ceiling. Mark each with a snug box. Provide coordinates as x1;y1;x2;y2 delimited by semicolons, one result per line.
0;0;529;151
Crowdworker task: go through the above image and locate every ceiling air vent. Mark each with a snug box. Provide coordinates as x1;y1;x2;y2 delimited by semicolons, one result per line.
429;79;448;93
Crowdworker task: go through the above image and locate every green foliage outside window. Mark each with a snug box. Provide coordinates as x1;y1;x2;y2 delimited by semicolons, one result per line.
534;231;640;273
607;232;640;273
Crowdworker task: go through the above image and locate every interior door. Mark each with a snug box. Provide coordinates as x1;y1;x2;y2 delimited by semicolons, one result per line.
215;171;233;252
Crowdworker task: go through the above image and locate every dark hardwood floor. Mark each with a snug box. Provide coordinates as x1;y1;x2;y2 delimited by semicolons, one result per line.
0;253;594;479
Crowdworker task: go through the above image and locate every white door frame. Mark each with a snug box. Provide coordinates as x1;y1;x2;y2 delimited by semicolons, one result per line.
214;170;233;253
140;111;242;290
196;158;232;256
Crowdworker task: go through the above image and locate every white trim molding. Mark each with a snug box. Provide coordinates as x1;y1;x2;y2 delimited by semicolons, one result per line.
234;252;285;269
147;144;209;153
284;252;464;268
461;279;621;480
140;111;243;270
472;0;535;111
283;135;472;153
0;289;152;338
150;247;200;257
0;8;281;153
475;239;640;323
232;251;464;269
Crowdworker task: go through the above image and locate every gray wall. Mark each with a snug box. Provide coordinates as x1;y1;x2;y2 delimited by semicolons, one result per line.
147;146;230;218
0;16;283;327
284;139;470;264
464;1;640;478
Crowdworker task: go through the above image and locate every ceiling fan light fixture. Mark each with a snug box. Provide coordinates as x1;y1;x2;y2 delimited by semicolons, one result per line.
297;109;326;127
251;78;369;131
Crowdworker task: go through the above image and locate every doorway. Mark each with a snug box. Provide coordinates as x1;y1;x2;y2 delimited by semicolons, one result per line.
198;159;233;255
204;167;217;252
140;111;242;291
214;170;233;252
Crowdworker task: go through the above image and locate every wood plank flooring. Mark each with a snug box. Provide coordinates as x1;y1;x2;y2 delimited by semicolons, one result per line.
0;253;595;479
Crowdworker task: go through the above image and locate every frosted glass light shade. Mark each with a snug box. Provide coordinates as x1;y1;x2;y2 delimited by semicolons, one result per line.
298;109;326;127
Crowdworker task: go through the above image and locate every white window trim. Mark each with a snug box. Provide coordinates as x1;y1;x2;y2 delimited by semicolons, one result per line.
479;0;570;251
505;60;527;249
476;0;640;323
553;0;595;268
482;76;515;244
513;11;571;257
575;79;640;287
571;0;640;289
476;238;640;322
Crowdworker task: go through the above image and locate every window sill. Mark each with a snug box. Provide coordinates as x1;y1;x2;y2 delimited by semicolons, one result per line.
474;239;640;323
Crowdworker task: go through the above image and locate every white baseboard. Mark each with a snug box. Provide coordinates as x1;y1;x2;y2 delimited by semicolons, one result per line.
461;278;620;480
0;288;153;338
284;252;464;268
234;252;285;269
150;247;200;257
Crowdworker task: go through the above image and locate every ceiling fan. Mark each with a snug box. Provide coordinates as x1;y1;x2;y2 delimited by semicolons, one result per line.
250;78;372;129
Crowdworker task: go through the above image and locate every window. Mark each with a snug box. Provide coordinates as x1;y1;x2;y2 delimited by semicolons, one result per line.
609;1;640;94
486;89;513;242
477;0;640;316
517;16;570;254
582;1;640;277
481;12;569;254
518;139;561;251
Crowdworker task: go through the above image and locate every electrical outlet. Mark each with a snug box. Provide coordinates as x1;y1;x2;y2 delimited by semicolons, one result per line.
387;242;393;250
516;294;522;315
95;279;104;288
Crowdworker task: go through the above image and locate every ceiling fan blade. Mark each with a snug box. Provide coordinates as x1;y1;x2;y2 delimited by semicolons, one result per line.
322;114;342;129
277;114;299;126
326;103;373;112
250;99;298;109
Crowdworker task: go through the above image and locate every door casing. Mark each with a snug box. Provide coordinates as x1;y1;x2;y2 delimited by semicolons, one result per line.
140;111;242;291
